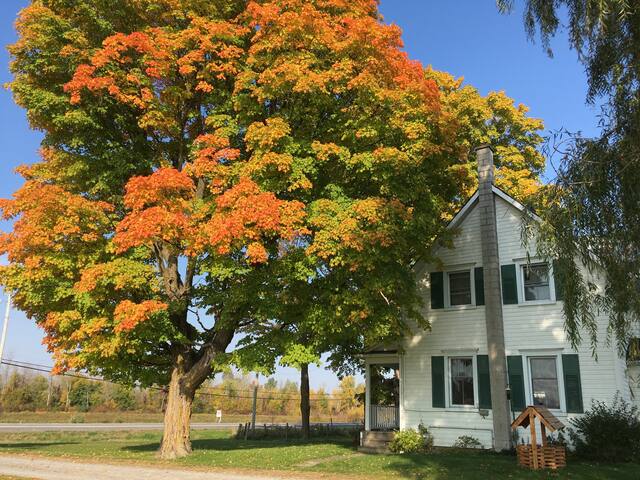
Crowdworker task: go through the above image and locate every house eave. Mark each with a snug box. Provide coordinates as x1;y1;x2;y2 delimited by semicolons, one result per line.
447;185;542;231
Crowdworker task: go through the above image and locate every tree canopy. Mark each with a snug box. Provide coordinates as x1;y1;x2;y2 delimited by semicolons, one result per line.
2;0;544;457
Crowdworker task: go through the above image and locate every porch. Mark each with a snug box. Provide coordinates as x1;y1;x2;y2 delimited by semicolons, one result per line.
364;355;400;432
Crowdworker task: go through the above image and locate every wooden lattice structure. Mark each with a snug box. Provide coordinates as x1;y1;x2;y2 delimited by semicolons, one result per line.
511;405;566;470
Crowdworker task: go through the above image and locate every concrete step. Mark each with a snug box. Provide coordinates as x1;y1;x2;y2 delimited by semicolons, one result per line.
362;431;395;440
358;445;391;454
360;431;395;453
362;439;392;448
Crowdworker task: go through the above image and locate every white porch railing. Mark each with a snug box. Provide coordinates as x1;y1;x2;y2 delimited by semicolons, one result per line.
370;404;399;431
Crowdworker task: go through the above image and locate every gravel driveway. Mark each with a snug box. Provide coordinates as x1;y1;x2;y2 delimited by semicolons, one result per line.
0;455;327;480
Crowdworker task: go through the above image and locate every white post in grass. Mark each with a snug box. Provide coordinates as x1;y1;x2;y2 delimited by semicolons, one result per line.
251;373;259;434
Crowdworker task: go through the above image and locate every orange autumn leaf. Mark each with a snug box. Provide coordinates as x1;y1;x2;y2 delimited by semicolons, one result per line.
198;177;308;259
246;241;269;263
114;168;196;253
113;299;168;332
123;167;194;211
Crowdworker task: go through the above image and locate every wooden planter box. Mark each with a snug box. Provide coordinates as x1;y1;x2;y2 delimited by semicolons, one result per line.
516;444;566;470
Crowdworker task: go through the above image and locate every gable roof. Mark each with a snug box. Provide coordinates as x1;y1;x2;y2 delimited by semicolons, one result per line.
447;185;541;230
511;405;565;432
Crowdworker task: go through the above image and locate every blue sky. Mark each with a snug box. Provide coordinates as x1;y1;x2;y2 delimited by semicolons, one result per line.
0;0;598;389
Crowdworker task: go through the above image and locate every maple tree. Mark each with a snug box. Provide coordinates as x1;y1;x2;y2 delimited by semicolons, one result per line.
2;0;544;457
240;69;547;438
425;69;545;201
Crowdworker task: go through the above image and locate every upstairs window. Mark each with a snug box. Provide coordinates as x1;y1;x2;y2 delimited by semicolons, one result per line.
522;263;551;301
448;271;472;306
627;338;640;362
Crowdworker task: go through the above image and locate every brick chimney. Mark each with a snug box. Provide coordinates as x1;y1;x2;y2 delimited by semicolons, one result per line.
476;145;511;451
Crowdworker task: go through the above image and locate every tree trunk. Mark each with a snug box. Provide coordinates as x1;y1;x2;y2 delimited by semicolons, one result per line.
300;363;311;440
158;366;195;459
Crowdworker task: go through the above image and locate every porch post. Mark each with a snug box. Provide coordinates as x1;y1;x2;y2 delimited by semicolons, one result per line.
364;361;371;431
396;361;402;430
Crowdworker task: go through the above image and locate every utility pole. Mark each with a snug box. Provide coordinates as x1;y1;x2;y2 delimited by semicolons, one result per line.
65;382;71;411
47;375;53;409
251;373;259;434
476;145;512;452
0;294;11;368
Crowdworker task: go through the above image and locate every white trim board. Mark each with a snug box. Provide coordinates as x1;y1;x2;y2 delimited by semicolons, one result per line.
447;185;541;231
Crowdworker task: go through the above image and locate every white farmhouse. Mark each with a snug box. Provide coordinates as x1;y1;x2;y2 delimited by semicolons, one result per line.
361;145;640;452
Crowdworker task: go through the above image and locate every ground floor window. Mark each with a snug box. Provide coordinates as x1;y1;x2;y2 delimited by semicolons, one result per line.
450;357;474;406
529;356;560;409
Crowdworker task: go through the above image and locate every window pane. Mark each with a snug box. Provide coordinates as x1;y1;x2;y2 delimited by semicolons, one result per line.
525;284;550;301
524;264;548;284
523;263;550;301
530;357;560;409
627;338;640;362
451;358;474;406
449;271;471;306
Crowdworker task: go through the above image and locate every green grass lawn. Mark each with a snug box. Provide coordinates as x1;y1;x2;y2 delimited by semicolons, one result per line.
0;430;636;479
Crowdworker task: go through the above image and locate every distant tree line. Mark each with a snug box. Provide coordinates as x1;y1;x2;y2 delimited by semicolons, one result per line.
0;368;364;421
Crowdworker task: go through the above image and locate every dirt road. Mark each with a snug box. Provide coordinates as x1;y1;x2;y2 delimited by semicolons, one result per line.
0;455;328;480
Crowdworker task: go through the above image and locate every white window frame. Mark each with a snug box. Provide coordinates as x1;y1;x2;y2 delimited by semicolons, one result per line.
444;267;476;309
520;350;566;414
516;260;557;305
444;354;478;410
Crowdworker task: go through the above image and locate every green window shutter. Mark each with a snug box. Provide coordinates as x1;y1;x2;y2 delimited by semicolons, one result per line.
431;356;445;408
507;355;526;411
474;267;485;306
501;264;519;305
553;260;564;301
430;272;444;310
476;354;492;409
562;354;584;413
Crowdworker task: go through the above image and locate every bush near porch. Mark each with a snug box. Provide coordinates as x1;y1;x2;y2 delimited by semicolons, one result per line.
389;425;434;454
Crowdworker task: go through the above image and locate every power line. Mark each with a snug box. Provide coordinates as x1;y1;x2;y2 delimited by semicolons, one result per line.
2;359;357;400
0;359;360;403
2;360;102;382
3;359;55;370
